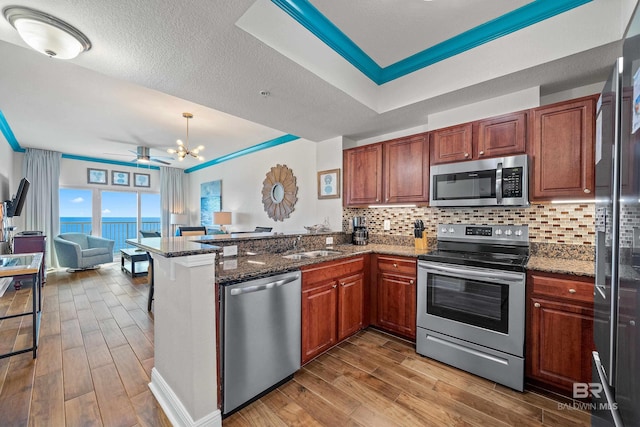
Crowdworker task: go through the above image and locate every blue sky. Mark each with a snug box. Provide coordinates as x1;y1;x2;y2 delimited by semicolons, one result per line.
60;188;160;218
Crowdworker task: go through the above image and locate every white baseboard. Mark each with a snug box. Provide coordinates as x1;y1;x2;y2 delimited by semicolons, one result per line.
149;368;222;427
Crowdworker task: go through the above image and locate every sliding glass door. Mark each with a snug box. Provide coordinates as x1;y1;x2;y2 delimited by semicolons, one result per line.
101;191;137;253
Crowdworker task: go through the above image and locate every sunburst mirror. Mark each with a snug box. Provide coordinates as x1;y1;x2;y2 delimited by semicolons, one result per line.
262;164;298;221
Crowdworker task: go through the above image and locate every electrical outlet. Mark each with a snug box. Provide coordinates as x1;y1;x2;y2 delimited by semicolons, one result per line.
222;245;238;257
325;237;334;245
383;219;391;230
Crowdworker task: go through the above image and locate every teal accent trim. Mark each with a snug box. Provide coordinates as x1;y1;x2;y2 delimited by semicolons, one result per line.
272;0;592;85
185;134;300;173
61;153;160;170
272;0;382;83
0;110;25;152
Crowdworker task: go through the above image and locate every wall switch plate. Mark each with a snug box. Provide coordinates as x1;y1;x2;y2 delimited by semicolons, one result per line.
383;219;391;231
223;245;238;257
325;237;334;245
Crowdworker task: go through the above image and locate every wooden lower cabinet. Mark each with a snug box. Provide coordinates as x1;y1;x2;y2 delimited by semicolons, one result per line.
301;256;367;364
526;271;595;395
373;255;417;340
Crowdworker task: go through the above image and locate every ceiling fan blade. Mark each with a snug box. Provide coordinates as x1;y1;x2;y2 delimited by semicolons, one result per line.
151;159;171;165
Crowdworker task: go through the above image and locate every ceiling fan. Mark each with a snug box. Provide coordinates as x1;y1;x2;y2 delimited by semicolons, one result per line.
104;146;173;165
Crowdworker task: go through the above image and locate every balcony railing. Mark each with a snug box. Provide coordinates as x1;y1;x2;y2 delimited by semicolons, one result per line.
60;219;161;254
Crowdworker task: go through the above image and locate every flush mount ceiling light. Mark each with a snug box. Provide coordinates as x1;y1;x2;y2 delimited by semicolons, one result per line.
3;6;91;59
167;113;205;162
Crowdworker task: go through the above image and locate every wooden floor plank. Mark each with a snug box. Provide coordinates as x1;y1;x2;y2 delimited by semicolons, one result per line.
261;388;325;427
92;362;138;427
110;344;150;398
0;358;35;427
60;318;84;351
34;333;62;378
29;370;65;427
64;391;102;427
131;389;172;427
62;346;93;401
239;399;288;427
293;368;360;415
83;329;114;369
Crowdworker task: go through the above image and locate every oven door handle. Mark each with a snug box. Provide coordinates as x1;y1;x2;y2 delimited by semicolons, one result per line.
419;262;522;283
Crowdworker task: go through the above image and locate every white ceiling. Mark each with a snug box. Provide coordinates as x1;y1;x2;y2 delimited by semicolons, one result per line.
0;0;632;169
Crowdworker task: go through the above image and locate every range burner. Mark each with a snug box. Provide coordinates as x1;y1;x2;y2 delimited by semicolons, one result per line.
418;224;529;272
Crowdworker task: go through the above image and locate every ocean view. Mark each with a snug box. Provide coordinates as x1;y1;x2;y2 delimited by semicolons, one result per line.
60;217;161;253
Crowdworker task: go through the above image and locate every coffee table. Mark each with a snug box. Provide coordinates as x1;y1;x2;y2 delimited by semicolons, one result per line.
120;248;149;277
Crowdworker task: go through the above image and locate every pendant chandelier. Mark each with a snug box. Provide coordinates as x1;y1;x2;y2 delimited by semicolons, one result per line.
167;112;205;161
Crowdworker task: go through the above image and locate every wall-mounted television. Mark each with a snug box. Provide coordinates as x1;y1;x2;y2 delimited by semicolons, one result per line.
5;178;30;217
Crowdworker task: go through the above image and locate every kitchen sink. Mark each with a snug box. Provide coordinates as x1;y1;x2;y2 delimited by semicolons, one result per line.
282;250;341;260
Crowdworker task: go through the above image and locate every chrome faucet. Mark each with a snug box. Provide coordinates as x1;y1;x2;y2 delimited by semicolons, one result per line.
292;235;301;251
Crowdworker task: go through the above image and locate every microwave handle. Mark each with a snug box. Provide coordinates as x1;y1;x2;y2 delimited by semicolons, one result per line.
496;162;503;204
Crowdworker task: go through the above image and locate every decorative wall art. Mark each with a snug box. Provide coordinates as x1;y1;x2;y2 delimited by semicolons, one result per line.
87;168;108;185
317;168;340;199
200;180;222;226
262;164;298;221
134;173;150;188
111;171;130;186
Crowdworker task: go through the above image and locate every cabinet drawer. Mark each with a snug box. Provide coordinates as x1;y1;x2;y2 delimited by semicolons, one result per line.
377;256;416;276
302;256;365;289
529;272;594;304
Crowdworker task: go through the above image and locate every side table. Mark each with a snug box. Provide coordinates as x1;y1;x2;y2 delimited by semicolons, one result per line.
120;248;149;277
0;252;42;359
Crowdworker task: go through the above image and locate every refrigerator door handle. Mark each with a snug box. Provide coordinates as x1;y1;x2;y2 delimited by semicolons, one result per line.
592;351;623;427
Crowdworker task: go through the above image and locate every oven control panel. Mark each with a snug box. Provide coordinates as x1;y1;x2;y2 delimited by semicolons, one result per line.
437;224;528;245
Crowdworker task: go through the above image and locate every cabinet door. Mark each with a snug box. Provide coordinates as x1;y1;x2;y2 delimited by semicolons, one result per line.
337;273;364;341
528;297;594;392
475;112;526;159
430;123;473;165
383;134;429;204
302;281;338;364
377;273;416;340
343;144;383;206
530;97;596;200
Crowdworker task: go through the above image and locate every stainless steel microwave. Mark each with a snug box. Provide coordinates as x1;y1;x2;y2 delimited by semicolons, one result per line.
429;154;529;207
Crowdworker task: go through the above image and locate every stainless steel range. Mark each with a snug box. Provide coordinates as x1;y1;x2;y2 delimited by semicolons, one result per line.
417;223;529;391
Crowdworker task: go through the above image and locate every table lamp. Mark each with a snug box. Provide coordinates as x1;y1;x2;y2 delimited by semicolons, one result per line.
213;211;232;233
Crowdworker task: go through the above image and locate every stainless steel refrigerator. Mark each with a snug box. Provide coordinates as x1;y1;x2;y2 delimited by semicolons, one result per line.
593;4;640;426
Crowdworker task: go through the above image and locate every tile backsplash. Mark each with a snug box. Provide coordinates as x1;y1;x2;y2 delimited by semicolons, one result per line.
343;203;596;245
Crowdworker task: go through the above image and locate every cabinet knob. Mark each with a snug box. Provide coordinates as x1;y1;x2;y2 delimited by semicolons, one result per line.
393;263;398;268
410;280;414;284
340;283;345;287
568;288;577;294
479;150;484;155
464;153;469;158
584;188;591;194
386;198;389;201
534;302;541;308
332;284;337;289
376;199;379;202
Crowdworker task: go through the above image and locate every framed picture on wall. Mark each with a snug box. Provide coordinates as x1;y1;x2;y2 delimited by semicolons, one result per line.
317;168;340;199
112;171;130;186
87;168;108;185
134;173;150;188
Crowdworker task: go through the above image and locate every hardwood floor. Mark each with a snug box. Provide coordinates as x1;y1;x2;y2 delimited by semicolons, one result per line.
0;262;170;427
0;263;590;426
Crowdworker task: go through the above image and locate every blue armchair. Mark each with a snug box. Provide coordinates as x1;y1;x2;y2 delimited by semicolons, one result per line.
54;233;114;271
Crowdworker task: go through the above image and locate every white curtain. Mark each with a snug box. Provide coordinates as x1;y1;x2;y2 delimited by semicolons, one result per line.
160;166;189;236
22;148;62;268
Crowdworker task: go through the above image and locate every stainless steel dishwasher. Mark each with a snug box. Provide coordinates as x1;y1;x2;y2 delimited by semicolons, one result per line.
220;270;301;415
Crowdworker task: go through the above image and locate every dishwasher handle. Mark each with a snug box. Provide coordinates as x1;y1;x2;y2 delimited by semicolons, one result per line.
229;274;300;296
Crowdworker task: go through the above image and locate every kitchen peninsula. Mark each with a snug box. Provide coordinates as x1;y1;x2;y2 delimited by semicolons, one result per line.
126;232;427;426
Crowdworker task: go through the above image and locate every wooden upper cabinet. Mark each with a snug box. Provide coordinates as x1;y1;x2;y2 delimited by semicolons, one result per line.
530;96;596;200
475;112;527;159
430;123;473;165
383;134;429;204
343;143;383;206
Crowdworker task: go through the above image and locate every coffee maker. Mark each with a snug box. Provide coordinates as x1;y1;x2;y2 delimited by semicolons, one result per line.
352;216;369;245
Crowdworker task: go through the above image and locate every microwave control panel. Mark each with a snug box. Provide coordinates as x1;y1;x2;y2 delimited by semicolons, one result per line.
502;167;523;197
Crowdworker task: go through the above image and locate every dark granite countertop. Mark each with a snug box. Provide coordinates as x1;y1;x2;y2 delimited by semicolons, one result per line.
216;243;430;284
526;256;595;277
126;235;599;281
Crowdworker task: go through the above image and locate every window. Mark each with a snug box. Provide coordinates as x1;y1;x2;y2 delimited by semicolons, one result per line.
59;187;161;254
